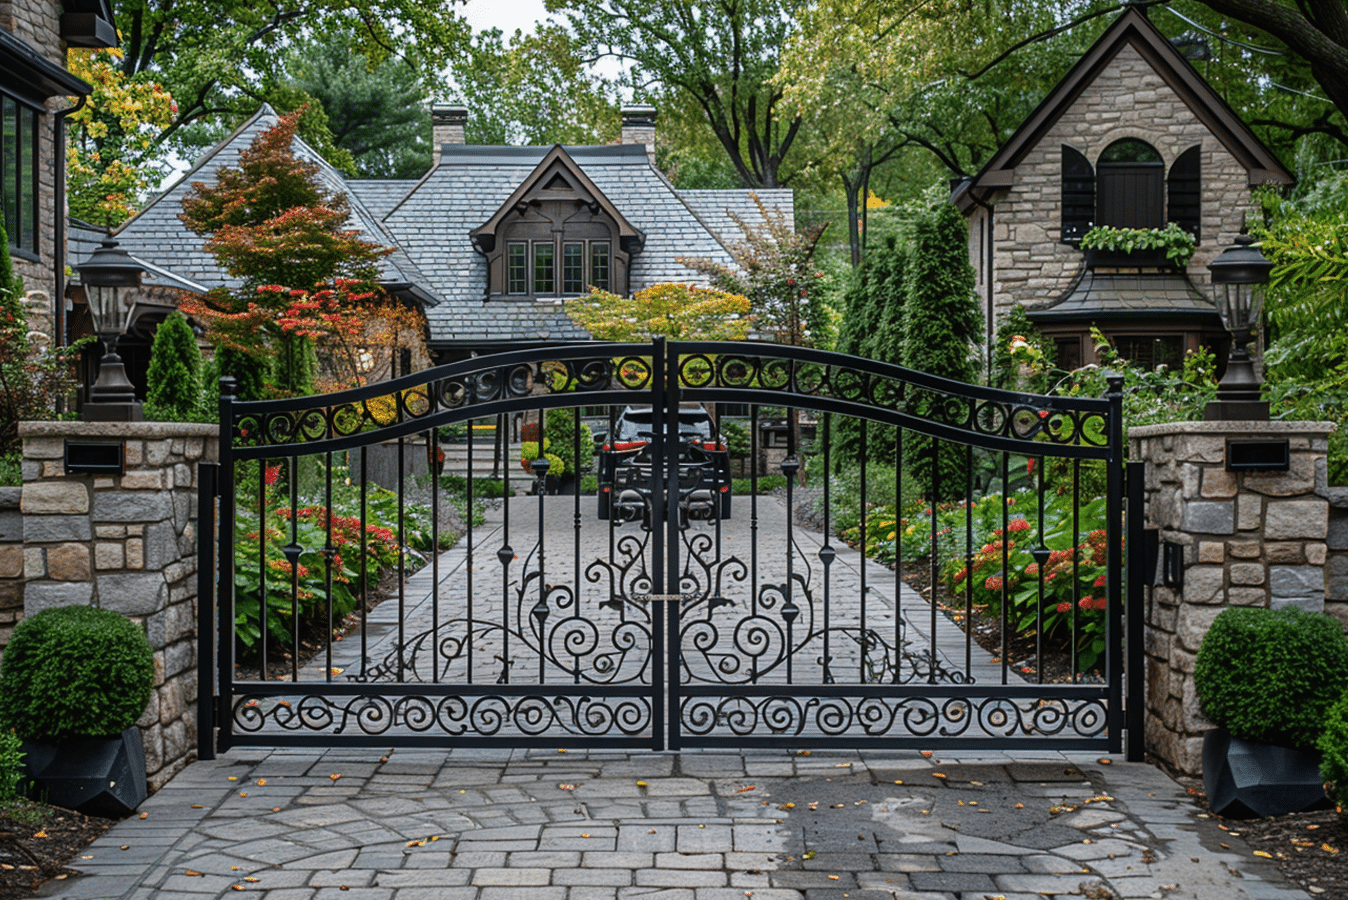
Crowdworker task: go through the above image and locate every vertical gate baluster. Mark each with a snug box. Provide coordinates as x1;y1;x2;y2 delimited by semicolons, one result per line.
964;444;973;677
1071;459;1080;678
930;447;940;685
821;413;832;685
324;450;334;683
859;419;868;685
359;448;368;679
1035;454;1044;686
1106;375;1125;754
572;407;582;683
652;338;667;749
288;455;300;685
536;409;548;685
999;452;1008;686
258;456;268;680
500;406;512;686
431;428;440;684
467;419;475;683
216;378;235;752
397;436;406;683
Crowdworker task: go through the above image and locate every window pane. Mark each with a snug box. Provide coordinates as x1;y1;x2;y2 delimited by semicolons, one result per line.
562;242;585;294
534;243;554;295
19;105;36;251
590;242;610;292
507;243;528;294
2;97;16;246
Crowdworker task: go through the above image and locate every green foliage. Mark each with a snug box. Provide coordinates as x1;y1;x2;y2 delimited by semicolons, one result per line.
145;311;203;421
263;85;357;176
545;410;595;476
0;730;23;802
1319;692;1348;821
902;201;980;502
1079;223;1197;267
0;452;19;487
216;346;265;402
993;304;1052;393
232;458;438;650
0;606;154;742
567;283;753;342
731;475;789;495
1195;606;1348;751
455;24;618;147
0;223;84;457
720;420;751;460
281;37;433;178
438;474;509;500
555;0;803;188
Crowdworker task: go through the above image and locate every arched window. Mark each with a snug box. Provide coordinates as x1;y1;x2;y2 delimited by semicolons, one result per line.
1096;138;1164;229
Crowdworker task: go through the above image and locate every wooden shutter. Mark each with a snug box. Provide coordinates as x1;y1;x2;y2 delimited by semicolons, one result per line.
1168;145;1201;241
1061;145;1095;243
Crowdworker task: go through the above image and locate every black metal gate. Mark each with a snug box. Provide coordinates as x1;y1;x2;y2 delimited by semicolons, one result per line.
199;339;1145;756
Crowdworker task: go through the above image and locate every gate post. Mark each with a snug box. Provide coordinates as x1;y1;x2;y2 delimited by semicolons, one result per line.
1105;375;1125;755
1126;460;1146;761
196;462;218;761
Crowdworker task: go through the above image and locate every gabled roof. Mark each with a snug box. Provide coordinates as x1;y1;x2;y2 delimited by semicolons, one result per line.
114;105;440;305
954;7;1292;209
469;145;644;254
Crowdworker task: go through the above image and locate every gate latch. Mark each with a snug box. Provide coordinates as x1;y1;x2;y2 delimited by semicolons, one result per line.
634;594;683;604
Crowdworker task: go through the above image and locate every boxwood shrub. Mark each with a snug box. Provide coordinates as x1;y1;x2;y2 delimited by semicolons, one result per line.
0;606;155;743
1194;606;1348;750
1320;692;1348;821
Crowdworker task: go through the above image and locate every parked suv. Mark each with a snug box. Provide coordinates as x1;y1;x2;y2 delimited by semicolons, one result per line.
597;406;732;524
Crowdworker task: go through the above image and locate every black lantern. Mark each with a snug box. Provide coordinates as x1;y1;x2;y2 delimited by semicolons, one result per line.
1204;232;1273;421
75;238;146;422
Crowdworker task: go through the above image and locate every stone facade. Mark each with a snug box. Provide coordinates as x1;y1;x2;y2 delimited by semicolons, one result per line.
11;421;219;791
1130;421;1336;777
975;42;1257;330
0;487;21;648
1;0;64;305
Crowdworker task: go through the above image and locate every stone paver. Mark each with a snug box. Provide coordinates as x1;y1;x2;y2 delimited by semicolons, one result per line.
39;747;1310;900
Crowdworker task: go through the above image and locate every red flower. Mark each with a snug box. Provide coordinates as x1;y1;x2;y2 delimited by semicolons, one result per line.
1056;601;1071;613
1008;518;1031;532
1025;563;1040;577
1093;574;1107;588
264;465;281;486
1078;596;1094;610
1026;458;1036;475
984;575;1004;592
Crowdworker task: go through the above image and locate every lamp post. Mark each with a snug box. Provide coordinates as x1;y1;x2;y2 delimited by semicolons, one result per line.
1204;232;1273;421
76;238;146;422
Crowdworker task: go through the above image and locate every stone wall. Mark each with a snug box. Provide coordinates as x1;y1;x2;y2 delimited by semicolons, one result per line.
0;488;21;648
14;422;219;791
1;0;63;306
974;42;1260;329
1130;421;1335;776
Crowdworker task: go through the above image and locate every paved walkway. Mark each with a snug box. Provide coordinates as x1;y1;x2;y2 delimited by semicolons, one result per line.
45;747;1310;900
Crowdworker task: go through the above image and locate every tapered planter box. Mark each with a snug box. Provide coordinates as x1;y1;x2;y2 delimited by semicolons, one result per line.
22;727;147;818
1202;727;1330;818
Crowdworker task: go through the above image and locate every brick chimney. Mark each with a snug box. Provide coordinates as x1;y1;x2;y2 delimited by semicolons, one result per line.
620;105;657;162
431;102;468;165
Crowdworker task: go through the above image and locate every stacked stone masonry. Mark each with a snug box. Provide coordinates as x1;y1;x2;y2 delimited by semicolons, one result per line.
1130;421;1338;778
977;42;1260;327
12;422;219;792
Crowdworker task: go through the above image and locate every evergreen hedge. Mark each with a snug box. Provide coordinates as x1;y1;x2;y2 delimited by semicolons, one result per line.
145;310;202;421
0;606;155;743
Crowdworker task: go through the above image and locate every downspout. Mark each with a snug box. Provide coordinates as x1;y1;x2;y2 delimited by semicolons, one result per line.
965;186;997;385
53;94;87;350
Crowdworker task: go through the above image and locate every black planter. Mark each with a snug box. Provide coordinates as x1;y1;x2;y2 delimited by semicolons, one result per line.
22;726;147;817
1202;727;1330;819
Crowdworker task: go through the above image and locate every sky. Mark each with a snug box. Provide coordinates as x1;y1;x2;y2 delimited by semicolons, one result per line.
459;0;551;37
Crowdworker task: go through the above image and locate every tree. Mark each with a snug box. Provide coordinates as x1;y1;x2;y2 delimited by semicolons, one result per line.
680;194;832;347
178;111;400;398
66;49;178;227
901;201;981;501
452;24;619;146
110;1;468;160
145;311;203;421
551;0;805;188
566;283;753;342
283;37;433;178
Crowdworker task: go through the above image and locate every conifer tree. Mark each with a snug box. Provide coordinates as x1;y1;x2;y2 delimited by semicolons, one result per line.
145;311;203;421
901;202;981;501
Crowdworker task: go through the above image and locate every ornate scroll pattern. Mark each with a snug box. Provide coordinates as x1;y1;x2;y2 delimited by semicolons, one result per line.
677;352;1109;448
357;532;657;689
232;693;652;738
232;353;651;449
678;694;1108;740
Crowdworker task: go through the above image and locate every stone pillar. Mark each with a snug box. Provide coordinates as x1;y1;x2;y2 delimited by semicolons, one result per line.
15;422;219;791
1130;420;1335;777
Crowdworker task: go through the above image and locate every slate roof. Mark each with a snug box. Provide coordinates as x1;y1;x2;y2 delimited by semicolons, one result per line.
109;107;791;347
1028;270;1221;322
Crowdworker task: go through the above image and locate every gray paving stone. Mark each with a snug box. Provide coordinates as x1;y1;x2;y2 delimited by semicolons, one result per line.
636;869;728;887
907;870;996;893
479;888;565;900
553;868;636;886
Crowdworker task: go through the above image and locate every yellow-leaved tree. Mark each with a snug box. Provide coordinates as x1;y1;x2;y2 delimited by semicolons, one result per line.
565;283;753;343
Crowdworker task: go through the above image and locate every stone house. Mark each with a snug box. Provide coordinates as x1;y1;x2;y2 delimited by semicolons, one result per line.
951;7;1293;373
1;0;116;343
110;103;791;370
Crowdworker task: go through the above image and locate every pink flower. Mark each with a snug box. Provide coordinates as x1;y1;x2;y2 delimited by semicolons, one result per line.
1008;518;1031;532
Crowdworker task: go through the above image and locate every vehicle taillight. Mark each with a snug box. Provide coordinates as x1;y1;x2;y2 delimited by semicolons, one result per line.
612;440;647;451
720;485;729;492
701;441;724;451
603;487;611;493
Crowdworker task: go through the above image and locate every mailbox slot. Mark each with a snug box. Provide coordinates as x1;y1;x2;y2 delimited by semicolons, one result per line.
1225;438;1289;473
64;440;124;475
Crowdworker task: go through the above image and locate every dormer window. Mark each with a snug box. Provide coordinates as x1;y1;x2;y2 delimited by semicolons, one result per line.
471;146;643;300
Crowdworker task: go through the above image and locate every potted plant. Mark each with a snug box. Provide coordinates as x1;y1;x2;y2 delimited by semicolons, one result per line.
1194;606;1348;818
0;606;155;817
1079;223;1197;269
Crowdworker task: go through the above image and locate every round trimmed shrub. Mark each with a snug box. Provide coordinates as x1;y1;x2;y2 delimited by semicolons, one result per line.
0;606;155;743
1320;692;1348;821
1194;606;1348;750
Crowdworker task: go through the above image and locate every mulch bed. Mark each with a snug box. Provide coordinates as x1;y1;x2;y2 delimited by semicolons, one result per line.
1181;785;1348;899
0;801;112;900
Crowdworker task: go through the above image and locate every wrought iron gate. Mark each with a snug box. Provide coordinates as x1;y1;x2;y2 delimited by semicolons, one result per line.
199;339;1144;756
